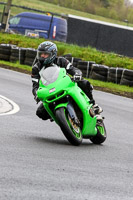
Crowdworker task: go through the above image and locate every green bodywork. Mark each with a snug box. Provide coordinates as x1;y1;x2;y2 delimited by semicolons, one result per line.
37;67;97;137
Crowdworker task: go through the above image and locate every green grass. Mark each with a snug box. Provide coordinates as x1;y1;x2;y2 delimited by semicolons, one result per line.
88;78;133;93
0;33;133;69
0;60;31;72
0;0;133;27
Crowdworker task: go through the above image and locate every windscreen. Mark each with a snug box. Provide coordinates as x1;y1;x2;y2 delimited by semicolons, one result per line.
9;17;21;25
39;65;60;86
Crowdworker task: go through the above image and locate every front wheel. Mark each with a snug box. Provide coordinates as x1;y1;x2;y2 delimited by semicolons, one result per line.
55;107;82;146
90;122;107;144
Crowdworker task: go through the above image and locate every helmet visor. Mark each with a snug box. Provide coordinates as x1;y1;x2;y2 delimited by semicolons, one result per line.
37;51;52;60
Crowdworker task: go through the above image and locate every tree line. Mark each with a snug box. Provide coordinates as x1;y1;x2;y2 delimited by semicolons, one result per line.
40;0;133;23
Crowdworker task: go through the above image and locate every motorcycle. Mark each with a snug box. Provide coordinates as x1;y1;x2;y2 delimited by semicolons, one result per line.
37;64;107;146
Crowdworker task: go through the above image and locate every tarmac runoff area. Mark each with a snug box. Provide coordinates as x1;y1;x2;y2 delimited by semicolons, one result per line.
0;95;20;116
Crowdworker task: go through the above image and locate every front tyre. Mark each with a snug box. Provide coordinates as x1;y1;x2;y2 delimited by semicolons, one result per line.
90;122;107;144
56;107;82;146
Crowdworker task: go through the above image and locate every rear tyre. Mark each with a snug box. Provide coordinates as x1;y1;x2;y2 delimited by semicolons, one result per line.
90;122;107;144
56;107;82;146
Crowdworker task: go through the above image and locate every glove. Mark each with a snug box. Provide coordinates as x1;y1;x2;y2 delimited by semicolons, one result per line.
34;95;40;104
73;73;82;82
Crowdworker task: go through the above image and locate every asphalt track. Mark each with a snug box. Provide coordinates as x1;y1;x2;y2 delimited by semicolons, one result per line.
0;67;133;200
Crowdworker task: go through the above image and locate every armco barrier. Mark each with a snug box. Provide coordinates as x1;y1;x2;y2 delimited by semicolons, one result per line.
0;43;133;87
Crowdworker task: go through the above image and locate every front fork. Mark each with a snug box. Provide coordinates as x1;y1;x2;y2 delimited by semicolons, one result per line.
67;103;80;125
55;101;79;125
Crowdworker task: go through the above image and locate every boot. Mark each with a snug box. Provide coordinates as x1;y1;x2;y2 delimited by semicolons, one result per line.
93;104;103;115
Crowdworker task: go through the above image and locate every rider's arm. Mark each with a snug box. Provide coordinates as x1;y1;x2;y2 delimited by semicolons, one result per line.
31;63;40;97
56;57;82;76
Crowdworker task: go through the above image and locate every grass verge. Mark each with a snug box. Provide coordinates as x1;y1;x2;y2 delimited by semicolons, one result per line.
0;60;133;99
0;33;133;69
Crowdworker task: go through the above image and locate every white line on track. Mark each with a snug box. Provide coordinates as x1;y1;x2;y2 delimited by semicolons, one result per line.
0;95;20;116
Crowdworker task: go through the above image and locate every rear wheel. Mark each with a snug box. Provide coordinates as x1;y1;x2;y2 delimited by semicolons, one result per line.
56;107;82;146
90;122;107;144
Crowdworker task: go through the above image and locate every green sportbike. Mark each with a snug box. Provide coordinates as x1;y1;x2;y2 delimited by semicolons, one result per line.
37;65;107;146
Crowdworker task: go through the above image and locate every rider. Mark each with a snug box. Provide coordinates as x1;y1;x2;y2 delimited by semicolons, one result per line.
31;41;102;120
